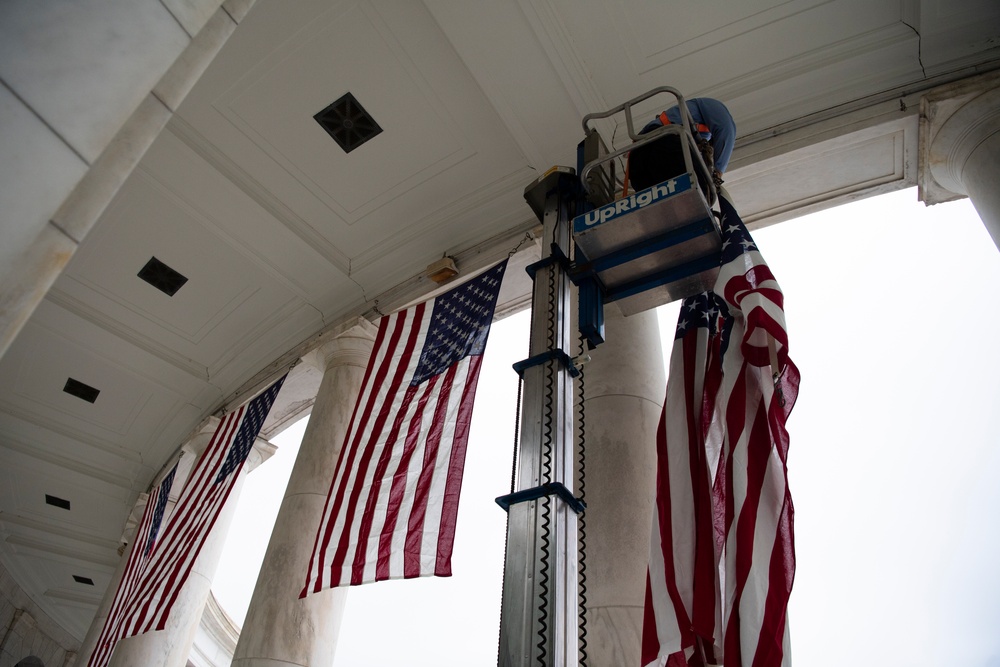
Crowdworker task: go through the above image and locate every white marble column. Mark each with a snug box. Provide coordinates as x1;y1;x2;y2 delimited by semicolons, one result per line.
580;304;665;667
78;422;275;667
919;71;1000;250
231;319;377;667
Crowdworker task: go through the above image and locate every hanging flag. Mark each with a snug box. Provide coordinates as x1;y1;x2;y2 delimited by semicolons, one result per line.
643;195;799;667
88;463;176;667
714;196;798;667
302;259;508;595
642;292;726;667
88;375;286;667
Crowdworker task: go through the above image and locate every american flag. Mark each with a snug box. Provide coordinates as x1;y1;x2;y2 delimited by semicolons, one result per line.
643;195;799;667
643;292;727;667
87;464;176;667
301;259;507;594
88;375;285;667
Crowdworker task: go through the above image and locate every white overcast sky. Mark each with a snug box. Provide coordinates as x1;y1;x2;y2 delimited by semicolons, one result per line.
214;187;1000;667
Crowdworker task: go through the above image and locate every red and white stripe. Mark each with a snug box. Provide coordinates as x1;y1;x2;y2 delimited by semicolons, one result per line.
88;474;171;667
643;298;726;667
89;405;254;666
121;405;248;635
715;232;797;667
302;302;484;594
643;195;798;667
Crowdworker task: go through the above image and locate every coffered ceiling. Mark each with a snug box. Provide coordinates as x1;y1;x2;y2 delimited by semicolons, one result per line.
1;0;997;642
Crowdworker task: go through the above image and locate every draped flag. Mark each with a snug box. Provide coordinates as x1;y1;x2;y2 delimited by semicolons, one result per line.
643;292;727;667
88;375;286;667
88;464;176;667
301;259;508;595
643;194;799;667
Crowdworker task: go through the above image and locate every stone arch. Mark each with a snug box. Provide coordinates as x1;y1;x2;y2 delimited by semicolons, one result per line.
15;657;45;667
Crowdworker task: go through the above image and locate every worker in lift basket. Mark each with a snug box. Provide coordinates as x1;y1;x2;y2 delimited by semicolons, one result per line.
627;97;735;194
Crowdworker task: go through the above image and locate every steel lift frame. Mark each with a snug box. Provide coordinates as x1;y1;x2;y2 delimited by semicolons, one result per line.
494;87;724;666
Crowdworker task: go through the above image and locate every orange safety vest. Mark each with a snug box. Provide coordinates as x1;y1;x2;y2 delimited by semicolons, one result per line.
658;111;710;135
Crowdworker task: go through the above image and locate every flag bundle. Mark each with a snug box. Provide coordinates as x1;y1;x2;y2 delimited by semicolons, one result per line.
643;195;799;667
301;260;507;595
88;375;285;667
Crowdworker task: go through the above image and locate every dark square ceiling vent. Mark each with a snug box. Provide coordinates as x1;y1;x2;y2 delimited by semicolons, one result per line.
138;256;188;296
314;92;382;153
73;575;95;585
45;494;71;510
64;378;99;404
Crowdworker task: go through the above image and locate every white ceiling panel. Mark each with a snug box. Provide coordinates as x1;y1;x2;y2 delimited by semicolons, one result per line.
1;549;107;639
0;467;129;545
61;176;287;346
219;4;468;219
0;300;212;477
919;0;1000;72
0;420;140;492
0;323;186;456
722;28;921;135
178;0;531;274
608;0;828;75
141;127;360;309
425;0;587;167
550;0;925;137
23;298;219;418
54;173;314;382
347;177;535;297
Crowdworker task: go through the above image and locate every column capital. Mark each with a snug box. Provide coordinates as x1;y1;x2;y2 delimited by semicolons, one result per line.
177;415;275;473
306;316;378;372
245;436;277;473
919;70;1000;205
120;491;152;548
182;418;220;451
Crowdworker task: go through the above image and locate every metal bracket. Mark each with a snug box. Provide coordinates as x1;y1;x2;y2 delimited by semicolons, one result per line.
577;275;605;350
495;482;586;515
512;348;582;378
524;242;571;280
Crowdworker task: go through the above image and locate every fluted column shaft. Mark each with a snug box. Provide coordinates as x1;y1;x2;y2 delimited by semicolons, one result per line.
231;320;377;667
581;305;665;667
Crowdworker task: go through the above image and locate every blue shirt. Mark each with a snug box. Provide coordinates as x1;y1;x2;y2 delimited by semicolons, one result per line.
641;98;736;173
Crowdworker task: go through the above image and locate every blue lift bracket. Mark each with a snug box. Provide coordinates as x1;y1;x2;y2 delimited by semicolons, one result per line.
512;348;582;378
495;482;586;515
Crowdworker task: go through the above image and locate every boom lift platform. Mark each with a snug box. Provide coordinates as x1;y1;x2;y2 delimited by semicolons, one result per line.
496;88;724;666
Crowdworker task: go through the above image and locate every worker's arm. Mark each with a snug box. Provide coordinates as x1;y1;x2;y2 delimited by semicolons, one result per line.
690;98;735;173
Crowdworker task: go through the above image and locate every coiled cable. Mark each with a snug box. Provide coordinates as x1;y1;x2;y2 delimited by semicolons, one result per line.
576;333;589;667
535;246;557;666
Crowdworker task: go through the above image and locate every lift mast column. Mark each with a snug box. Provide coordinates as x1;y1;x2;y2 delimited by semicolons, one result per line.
498;167;581;667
